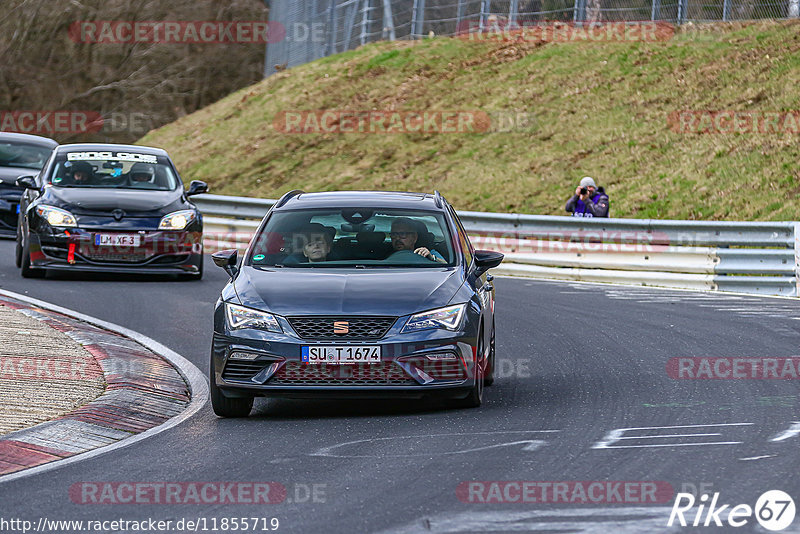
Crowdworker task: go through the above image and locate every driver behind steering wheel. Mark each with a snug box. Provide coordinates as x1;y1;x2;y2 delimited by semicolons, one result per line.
389;217;445;263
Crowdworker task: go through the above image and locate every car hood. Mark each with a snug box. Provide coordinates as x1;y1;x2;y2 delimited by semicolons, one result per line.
0;167;37;186
233;266;463;317
42;187;185;215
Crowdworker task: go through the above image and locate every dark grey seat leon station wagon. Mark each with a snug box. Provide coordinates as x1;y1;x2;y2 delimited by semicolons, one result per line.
209;190;504;417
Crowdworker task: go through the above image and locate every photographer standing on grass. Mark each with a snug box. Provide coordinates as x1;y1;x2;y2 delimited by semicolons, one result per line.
565;176;609;218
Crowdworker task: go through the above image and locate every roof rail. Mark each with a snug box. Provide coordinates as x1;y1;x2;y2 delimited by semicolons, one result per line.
274;189;305;209
433;190;444;208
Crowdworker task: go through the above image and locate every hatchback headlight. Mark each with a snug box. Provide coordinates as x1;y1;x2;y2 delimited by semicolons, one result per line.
402;304;466;333
159;210;196;230
225;303;282;333
35;205;77;227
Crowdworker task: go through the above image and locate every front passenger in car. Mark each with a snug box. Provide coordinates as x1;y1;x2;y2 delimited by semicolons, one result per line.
283;223;335;264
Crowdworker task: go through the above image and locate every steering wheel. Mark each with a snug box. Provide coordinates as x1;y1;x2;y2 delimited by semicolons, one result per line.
386;249;430;264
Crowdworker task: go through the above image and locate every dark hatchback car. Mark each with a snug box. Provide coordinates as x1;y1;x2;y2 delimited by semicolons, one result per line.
15;143;207;278
0;133;58;237
210;190;504;417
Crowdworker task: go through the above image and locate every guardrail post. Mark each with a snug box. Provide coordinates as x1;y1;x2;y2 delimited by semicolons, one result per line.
795;222;800;297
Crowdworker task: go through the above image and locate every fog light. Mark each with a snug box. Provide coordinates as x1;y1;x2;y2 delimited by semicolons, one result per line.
229;351;259;361
425;353;458;361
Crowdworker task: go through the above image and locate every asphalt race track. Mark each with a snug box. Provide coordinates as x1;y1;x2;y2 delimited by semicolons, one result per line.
1;238;799;533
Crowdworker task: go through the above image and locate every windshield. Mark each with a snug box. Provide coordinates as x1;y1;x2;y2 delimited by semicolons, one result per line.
248;208;456;268
0;141;53;170
49;151;180;191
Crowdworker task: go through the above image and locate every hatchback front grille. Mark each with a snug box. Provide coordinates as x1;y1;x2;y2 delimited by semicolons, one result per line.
269;361;416;386
81;251;150;263
288;316;396;340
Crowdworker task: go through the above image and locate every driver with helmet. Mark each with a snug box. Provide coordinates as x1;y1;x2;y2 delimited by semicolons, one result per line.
128;162;157;187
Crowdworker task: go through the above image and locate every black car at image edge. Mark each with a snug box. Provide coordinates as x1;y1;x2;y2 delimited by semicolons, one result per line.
15;143;208;278
0;132;58;237
210;189;504;417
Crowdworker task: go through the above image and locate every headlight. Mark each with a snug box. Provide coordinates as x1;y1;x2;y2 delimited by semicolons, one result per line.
225;303;282;333
35;205;77;227
159;210;196;230
402;304;466;333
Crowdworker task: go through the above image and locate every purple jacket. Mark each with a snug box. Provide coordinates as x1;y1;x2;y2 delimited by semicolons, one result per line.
565;187;609;218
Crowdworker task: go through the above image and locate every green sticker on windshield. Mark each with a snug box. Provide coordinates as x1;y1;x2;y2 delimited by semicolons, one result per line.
253;254;265;261
53;177;62;183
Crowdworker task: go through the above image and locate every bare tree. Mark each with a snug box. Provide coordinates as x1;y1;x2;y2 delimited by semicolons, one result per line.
0;0;269;143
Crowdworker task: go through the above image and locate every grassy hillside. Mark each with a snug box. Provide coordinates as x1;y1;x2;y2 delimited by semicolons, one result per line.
140;21;800;221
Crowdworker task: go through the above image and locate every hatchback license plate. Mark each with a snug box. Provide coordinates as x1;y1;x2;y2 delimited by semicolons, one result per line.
94;233;141;247
302;346;381;364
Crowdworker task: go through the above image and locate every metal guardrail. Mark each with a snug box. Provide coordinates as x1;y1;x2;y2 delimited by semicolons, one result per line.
194;193;800;297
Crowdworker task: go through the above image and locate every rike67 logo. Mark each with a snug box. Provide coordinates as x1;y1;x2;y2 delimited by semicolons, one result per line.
668;490;795;531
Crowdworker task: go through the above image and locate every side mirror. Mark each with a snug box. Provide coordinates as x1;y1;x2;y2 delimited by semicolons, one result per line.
212;249;239;278
474;250;504;276
15;176;38;189
186;180;208;196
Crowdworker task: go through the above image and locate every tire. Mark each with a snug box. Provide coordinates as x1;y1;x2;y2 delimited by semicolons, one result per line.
448;328;485;409
20;234;45;279
210;365;253;418
15;229;22;268
484;320;496;387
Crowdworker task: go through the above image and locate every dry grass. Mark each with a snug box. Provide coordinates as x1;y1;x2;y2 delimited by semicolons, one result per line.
140;21;800;220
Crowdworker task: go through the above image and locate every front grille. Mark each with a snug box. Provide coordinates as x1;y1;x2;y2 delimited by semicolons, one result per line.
80;249;150;263
269;361;416;386
288;316;396;340
222;360;271;382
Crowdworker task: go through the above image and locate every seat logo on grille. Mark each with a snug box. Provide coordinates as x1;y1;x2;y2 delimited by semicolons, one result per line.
333;321;349;334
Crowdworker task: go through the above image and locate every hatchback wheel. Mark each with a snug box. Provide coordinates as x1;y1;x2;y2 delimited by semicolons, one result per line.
210;365;253;417
20;234;45;279
484;320;496;387
449;329;485;409
15;229;22;268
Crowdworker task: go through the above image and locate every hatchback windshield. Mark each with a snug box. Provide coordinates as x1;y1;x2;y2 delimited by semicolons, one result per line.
0;141;53;170
50;152;180;191
248;208;456;267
